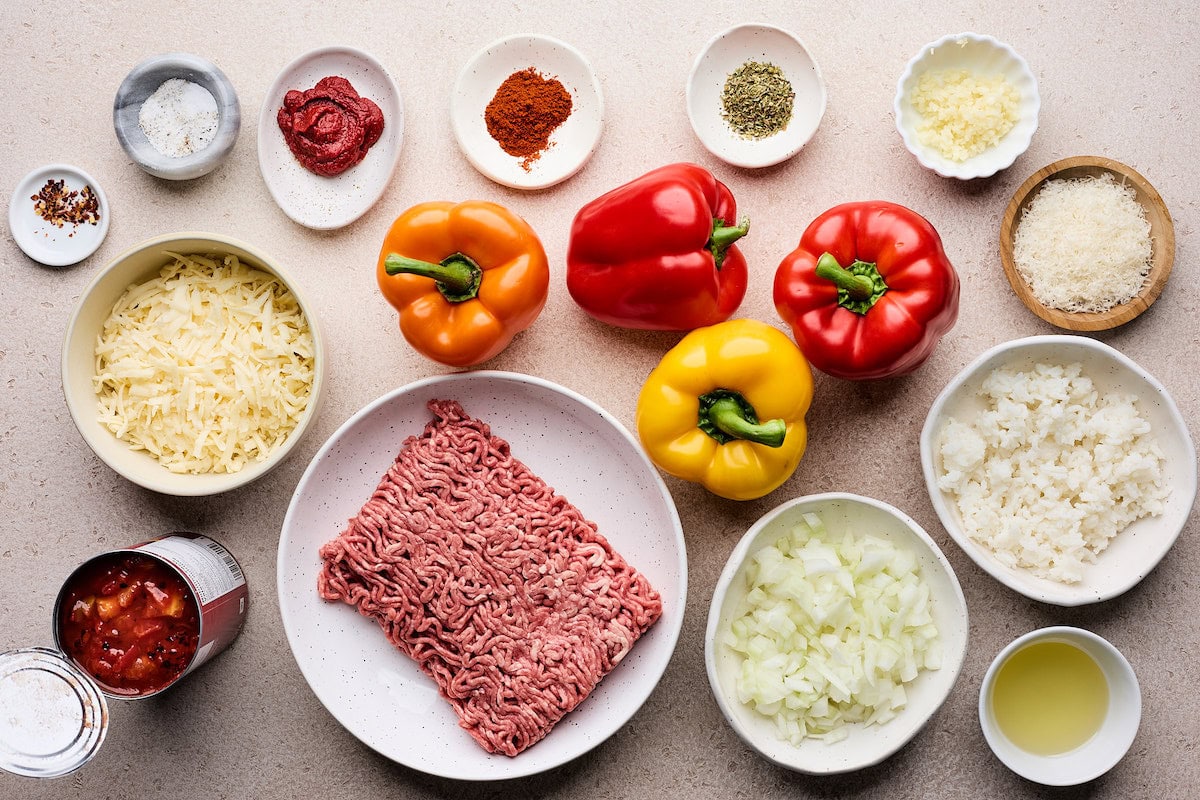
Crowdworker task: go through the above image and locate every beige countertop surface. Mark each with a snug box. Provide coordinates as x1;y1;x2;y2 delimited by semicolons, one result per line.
2;1;1197;798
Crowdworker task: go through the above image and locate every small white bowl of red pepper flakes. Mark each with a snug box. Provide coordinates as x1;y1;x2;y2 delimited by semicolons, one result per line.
8;164;110;267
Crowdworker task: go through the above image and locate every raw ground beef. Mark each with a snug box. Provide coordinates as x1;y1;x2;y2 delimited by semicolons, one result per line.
318;399;663;756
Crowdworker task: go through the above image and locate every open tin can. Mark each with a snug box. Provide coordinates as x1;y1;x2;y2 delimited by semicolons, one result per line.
0;533;247;778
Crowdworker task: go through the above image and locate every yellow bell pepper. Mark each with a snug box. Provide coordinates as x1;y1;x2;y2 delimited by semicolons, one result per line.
636;319;813;501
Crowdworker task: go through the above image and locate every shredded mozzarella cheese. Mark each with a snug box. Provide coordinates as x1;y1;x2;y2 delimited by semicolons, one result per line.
94;252;315;474
1012;173;1153;313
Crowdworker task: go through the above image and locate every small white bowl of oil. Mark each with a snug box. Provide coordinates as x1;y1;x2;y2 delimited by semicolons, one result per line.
979;627;1140;786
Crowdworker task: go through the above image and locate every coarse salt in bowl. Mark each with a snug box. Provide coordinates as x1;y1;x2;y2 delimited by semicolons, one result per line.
113;53;241;181
705;493;969;774
920;335;1197;605
894;32;1039;180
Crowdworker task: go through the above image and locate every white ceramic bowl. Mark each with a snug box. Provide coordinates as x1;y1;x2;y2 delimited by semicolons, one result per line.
258;46;403;229
894;32;1039;179
113;53;240;181
451;34;603;190
62;232;326;496
921;335;1196;605
705;493;968;774
980;626;1141;786
687;23;826;168
9;164;110;267
278;372;686;779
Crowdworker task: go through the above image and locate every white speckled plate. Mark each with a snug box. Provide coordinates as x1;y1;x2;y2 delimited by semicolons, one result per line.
257;46;403;230
451;34;603;190
277;372;686;780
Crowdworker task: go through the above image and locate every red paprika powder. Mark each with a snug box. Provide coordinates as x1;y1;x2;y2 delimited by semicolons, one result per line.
485;68;573;170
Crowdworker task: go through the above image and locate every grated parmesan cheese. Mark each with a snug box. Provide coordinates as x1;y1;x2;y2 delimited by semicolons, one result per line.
94;252;315;474
1012;172;1153;313
936;362;1167;583
910;69;1020;162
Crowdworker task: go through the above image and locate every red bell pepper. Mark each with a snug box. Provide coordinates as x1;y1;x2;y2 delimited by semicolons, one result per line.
566;163;749;330
774;201;959;380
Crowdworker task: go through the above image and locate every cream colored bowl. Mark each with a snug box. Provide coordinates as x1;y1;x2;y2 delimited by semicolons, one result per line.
62;232;326;496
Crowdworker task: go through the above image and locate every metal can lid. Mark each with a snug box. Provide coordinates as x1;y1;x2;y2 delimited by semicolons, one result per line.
0;647;108;778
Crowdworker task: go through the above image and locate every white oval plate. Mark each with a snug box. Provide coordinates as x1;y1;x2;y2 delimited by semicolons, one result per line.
258;46;403;230
706;493;968;774
277;372;686;780
687;23;827;169
921;335;1197;605
9;164;110;267
452;35;602;190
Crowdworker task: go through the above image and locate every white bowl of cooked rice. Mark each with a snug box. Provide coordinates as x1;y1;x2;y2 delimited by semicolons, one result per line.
63;232;326;496
921;336;1196;605
894;32;1039;180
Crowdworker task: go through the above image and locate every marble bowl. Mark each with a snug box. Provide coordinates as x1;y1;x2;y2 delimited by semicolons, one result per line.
62;232;326;496
114;53;240;181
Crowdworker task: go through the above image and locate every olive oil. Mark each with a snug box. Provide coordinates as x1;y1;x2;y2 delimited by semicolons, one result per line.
991;640;1109;756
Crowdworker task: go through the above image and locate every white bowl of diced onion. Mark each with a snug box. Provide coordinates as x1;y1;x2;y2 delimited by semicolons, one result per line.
62;232;327;496
894;32;1039;180
704;493;969;774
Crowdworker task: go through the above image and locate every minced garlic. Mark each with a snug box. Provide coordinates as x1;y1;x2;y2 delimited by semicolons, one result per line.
910;69;1020;162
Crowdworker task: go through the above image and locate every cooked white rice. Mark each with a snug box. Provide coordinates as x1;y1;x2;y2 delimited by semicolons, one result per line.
937;362;1167;583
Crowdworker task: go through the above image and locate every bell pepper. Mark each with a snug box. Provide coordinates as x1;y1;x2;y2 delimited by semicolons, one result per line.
566;163;749;330
636;319;812;501
773;201;959;381
377;201;549;367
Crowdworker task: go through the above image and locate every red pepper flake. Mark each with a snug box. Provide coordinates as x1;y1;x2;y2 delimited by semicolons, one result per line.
31;179;101;228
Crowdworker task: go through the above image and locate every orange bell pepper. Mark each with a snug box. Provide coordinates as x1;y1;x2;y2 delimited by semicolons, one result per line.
376;201;550;367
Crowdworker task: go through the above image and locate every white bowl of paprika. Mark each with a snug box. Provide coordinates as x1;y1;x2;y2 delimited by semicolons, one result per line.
451;34;603;190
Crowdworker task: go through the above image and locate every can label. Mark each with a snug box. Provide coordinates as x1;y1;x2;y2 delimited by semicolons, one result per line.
129;534;248;681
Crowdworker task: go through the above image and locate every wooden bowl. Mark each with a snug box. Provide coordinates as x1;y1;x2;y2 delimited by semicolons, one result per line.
999;156;1174;331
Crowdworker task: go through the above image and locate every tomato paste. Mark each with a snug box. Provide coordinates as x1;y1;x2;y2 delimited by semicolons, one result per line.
276;75;384;176
57;552;200;695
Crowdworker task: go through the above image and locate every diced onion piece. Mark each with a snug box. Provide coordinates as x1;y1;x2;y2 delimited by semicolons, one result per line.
726;514;941;745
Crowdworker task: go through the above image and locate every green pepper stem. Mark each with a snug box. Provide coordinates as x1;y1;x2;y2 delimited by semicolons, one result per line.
815;252;874;300
708;397;786;447
708;218;750;269
384;252;483;303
